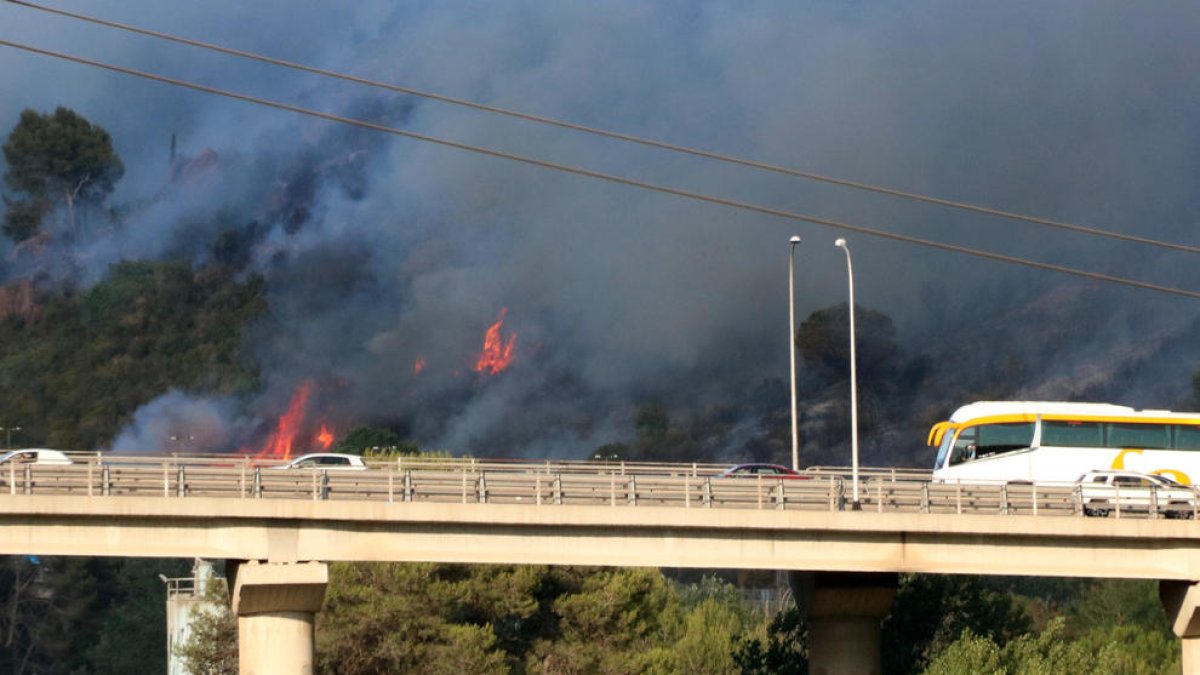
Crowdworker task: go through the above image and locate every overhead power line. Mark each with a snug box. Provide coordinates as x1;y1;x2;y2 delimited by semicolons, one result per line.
2;38;1199;301
5;0;1200;256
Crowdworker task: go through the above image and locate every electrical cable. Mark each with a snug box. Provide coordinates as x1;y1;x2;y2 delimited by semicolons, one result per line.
5;0;1200;256
2;38;1199;300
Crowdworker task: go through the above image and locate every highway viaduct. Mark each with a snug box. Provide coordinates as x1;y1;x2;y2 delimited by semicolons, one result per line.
3;491;1200;674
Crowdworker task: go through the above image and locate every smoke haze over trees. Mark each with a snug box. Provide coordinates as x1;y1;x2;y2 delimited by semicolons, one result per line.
1;3;1199;466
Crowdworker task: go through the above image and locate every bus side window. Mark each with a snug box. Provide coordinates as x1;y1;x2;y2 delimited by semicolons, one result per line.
949;427;978;466
1175;425;1200;450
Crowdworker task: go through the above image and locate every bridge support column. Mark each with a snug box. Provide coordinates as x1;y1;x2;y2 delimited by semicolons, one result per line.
230;561;328;675
790;571;897;675
1160;580;1200;673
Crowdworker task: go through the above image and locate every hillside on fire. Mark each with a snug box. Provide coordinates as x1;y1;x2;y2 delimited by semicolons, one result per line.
1;106;1200;468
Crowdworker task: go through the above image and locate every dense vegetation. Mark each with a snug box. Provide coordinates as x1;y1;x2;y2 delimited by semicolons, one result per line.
168;564;1184;675
0;260;265;449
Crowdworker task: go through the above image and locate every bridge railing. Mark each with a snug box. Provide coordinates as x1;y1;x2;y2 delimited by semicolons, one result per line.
2;457;1196;520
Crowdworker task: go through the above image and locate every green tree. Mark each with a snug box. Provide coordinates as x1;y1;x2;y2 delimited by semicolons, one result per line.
881;574;1030;674
334;426;410;456
530;567;679;674
795;302;897;379
315;562;510;674
922;616;1179;675
732;606;807;675
84;558;192;674
174;576;237;675
3;107;124;241
1067;579;1171;635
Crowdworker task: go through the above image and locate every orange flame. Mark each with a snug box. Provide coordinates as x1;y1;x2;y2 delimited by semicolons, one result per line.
253;381;313;460
474;307;517;375
316;424;334;450
414;357;426;375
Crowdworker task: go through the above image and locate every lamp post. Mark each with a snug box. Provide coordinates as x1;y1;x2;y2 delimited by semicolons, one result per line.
834;238;860;509
0;426;20;451
787;236;802;471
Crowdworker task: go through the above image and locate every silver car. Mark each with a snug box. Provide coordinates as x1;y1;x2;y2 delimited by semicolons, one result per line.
1076;470;1197;518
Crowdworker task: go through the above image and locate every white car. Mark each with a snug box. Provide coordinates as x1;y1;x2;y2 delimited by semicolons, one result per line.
1076;470;1197;518
270;453;367;470
0;449;73;465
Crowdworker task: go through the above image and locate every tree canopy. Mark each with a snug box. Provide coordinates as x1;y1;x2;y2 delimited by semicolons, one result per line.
2;107;124;241
795;302;898;378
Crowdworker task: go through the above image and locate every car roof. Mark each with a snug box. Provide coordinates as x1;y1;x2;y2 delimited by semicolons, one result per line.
727;463;793;471
0;448;72;461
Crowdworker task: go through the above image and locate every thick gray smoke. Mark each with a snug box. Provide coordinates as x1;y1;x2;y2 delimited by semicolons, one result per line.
2;2;1200;460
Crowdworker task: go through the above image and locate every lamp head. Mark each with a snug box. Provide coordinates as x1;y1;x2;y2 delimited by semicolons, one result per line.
834;238;847;248
789;235;801;244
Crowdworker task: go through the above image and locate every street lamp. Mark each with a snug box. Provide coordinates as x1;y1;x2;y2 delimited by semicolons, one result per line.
834;238;860;509
0;426;20;451
787;236;802;471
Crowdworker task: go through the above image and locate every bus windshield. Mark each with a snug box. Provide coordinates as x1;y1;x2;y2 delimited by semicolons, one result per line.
945;422;1034;466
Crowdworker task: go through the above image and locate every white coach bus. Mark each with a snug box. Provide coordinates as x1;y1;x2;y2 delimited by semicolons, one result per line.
929;401;1200;485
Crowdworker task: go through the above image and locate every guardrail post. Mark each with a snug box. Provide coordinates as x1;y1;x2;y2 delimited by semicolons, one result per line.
554;474;563;505
1073;484;1083;516
404;470;413;502
177;465;187;497
628;476;638;506
920;483;930;514
478;473;488;504
610;474;617;507
87;460;94;497
23;464;31;495
387;469;394;504
775;482;785;510
102;465;111;497
253;467;262;498
1032;484;1038;516
1150;487;1160;519
684;478;691;508
829;476;841;512
8;461;14;495
955;482;962;515
461;470;468;504
239;460;246;498
877;481;884;513
162;462;169;497
1000;483;1009;515
321;472;330;500
703;477;712;508
1115;484;1122;519
535;474;542;506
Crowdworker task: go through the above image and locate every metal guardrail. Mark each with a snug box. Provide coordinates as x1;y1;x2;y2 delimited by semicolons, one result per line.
0;456;1196;520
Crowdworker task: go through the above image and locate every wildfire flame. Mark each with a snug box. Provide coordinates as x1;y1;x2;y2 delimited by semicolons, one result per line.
253;381;313;460
316;424;334;450
474;307;517;375
414;357;426;376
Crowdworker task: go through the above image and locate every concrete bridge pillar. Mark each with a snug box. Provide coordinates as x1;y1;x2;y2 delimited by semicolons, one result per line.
790;571;898;675
1160;580;1200;674
229;561;328;675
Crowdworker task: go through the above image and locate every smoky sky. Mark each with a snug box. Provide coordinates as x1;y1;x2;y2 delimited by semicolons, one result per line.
2;1;1200;457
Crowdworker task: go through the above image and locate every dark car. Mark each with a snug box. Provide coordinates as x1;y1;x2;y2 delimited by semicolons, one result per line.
719;463;810;479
